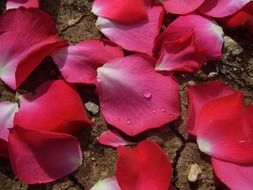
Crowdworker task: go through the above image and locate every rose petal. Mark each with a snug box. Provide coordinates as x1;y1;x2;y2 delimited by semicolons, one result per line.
197;92;253;164
96;6;164;56
92;0;147;25
212;158;253;190
116;141;172;190
6;0;39;9
0;139;8;157
8;126;82;184
91;176;121;190
97;130;132;148
0;7;66;89
199;0;250;18
162;0;205;14
186;81;234;136
97;55;180;136
14;80;92;134
52;39;124;85
159;14;224;61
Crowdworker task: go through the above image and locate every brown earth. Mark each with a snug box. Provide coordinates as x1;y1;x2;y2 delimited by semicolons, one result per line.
0;0;252;190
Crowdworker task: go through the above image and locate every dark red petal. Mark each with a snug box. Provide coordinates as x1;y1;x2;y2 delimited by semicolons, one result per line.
0;139;8;157
0;8;66;89
52;39;124;85
197;92;253;164
6;0;39;9
14;80;92;134
96;6;164;56
199;0;250;18
8;126;82;184
162;0;205;14
116;141;172;190
97;130;133;148
186;81;234;136
97;55;180;136
92;0;147;25
212;158;253;190
157;14;224;61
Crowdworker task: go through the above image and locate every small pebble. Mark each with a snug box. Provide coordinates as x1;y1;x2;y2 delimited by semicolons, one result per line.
188;164;202;182
187;81;196;86
85;102;99;115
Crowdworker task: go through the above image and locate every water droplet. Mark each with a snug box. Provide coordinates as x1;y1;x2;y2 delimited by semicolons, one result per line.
152;109;156;113
161;108;166;112
169;113;175;118
127;119;132;125
143;89;152;99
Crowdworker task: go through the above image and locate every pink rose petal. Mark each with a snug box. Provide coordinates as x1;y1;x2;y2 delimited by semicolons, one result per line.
14;80;92;134
52;39;124;85
97;55;180;136
162;0;205;14
186;81;234;136
199;0;250;18
91;176;121;190
0;7;66;89
6;0;39;9
92;0;147;25
116;141;172;190
8;126;82;184
197;92;253;164
96;6;164;56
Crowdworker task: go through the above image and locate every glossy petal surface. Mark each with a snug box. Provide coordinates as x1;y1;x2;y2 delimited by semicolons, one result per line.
6;0;39;9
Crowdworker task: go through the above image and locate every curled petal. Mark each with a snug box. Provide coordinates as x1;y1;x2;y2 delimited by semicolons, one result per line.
199;0;250;18
116;141;172;190
91;176;121;190
97;55;180;136
6;0;39;9
8;126;82;184
14;80;92;134
162;0;205;14
212;158;253;190
96;6;164;56
92;0;147;25
52;40;124;85
197;92;253;164
0;7;66;89
186;81;234;136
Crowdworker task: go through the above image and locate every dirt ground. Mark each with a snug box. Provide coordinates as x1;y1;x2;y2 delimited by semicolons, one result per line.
0;0;252;190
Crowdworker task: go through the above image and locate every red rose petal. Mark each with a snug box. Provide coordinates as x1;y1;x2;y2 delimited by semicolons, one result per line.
0;139;8;157
186;81;234;136
14;80;92;134
162;0;205;14
8;126;82;184
92;0;147;25
0;8;66;89
116;141;172;190
212;158;253;190
97;55;180;136
96;6;164;56
52;39;124;85
6;0;39;9
199;0;250;18
197;92;253;164
97;130;133;148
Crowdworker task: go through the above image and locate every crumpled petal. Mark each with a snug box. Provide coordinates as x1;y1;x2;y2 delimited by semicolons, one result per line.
0;7;66;89
212;158;253;190
97;55;180;136
158;14;224;61
186;81;234;136
14;80;92;134
116;141;172;190
52;39;124;85
97;130;133;148
6;0;39;9
90;176;121;190
162;0;205;14
96;6;164;56
92;0;147;25
197;92;253;164
155;30;207;72
199;0;250;18
8;126;82;184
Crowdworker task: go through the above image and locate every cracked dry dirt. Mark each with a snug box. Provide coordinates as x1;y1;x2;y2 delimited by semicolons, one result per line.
0;1;253;190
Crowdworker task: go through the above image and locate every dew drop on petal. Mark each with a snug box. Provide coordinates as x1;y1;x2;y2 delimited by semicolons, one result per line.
127;119;132;125
161;108;166;112
143;89;152;100
169;113;175;118
152;109;156;113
